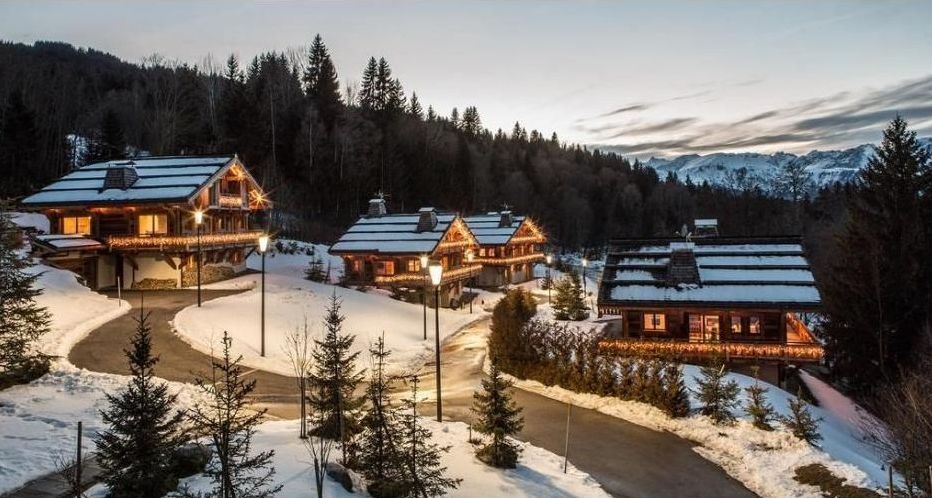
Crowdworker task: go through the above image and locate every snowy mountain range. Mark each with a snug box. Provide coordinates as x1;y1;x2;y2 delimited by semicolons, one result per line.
642;137;932;192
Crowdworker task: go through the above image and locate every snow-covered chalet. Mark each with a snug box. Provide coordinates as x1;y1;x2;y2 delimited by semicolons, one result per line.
463;211;547;287
20;155;270;289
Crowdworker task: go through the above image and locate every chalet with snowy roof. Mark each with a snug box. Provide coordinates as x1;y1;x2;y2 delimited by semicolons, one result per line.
463;211;547;287
596;232;822;364
330;199;481;307
20;155;270;289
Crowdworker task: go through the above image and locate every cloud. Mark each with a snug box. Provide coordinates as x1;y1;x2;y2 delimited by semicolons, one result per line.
600;118;698;139
594;103;650;119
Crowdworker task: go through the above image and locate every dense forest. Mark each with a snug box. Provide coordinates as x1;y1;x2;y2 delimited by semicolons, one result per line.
0;38;810;246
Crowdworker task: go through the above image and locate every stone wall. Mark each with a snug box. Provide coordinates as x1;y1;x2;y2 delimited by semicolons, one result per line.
134;278;178;290
181;263;236;288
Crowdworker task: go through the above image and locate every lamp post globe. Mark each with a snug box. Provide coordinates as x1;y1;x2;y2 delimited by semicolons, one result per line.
258;234;269;357
428;261;444;421
545;254;553;303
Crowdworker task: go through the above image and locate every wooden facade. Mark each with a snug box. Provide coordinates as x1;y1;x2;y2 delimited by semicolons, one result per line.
464;211;547;287
22;155;269;289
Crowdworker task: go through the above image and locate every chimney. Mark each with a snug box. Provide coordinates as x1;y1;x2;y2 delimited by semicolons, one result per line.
101;161;138;191
499;210;513;228
666;242;700;286
416;207;438;232
693;219;719;237
368;197;387;217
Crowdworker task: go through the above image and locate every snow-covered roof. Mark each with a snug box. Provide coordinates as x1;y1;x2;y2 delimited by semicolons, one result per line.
330;210;464;255
598;237;821;310
21;155;237;207
32;234;103;252
463;212;527;246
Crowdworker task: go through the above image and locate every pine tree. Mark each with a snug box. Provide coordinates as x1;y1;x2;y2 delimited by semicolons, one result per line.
0;92;40;197
308;292;365;459
426;105;437;121
303;34;341;123
396;376;461;497
781;387;822;445
304;255;325;282
450;107;459;128
693;356;740;425
551;271;587;321
660;361;690;418
97;306;187;498
358;335;405;494
487;288;537;374
744;368;776;431
471;359;524;468
0;203;50;385
359;57;379;111
408;92;423;119
84;109;125;164
188;332;280;498
461;106;481;137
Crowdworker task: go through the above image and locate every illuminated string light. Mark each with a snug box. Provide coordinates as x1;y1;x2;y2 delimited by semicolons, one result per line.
473;252;545;266
599;339;823;361
109;230;265;250
374;264;483;285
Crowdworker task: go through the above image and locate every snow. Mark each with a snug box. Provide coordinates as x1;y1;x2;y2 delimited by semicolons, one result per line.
609;283;821;304
698;268;815;283
23;186;200;205
167;419;610;498
697;255;809;267
174;244;486;377
613;269;658;281
11;212;50;233
33;235;102;249
506;366;886;498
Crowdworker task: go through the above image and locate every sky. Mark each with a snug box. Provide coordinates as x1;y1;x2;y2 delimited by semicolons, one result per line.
2;0;932;158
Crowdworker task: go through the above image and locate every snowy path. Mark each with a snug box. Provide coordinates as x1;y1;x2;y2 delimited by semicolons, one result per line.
414;317;757;498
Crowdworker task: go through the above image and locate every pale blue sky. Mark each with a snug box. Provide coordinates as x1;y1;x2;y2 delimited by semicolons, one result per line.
2;0;931;156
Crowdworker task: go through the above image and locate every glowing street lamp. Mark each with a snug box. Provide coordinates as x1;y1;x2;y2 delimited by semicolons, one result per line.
194;210;204;307
428;261;444;422
420;254;429;341
465;250;475;314
581;256;589;295
258;234;270;357
545;254;553;303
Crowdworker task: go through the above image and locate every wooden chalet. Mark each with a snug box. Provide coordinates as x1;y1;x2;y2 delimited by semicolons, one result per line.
463;211;547;287
596;233;823;364
329;199;481;307
20;155;270;289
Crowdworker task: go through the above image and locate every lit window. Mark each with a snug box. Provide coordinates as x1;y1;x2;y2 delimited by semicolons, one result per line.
704;315;720;334
407;259;420;273
375;261;395;276
138;214;168;236
61;216;91;235
749;317;761;334
488;248;496;257
689;315;702;334
351;260;362;273
731;316;742;333
479;248;486;257
644;313;666;331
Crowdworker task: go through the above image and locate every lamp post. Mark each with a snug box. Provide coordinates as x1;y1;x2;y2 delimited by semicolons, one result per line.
258;234;269;357
428;261;444;422
581;256;588;295
420;254;429;341
465;250;474;314
545;254;553;303
194;210;203;307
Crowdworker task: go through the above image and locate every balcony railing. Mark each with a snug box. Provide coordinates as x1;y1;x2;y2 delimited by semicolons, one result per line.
108;230;265;251
473;252;545;266
373;264;483;286
218;193;245;208
598;338;823;362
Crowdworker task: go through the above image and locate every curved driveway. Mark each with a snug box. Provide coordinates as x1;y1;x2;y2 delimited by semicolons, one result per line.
70;289;756;498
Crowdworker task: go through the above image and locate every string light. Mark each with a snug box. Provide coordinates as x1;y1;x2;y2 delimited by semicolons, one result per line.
219;194;244;207
109;230;265;250
599;339;823;361
473;253;545;266
374;264;482;285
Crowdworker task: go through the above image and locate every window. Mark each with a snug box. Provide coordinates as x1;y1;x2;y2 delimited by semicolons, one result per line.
488;248;496;258
375;260;395;276
61;216;91;235
138;214;168;236
351;260;362;274
479;248;487;257
704;315;720;334
749;316;761;334
689;314;721;341
731;316;742;333
643;313;666;332
406;259;421;273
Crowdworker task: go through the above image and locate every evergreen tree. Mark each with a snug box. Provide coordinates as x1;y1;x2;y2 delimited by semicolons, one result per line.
471;359;524;468
744;368;776;431
84;109;125;164
0;91;40;197
396;376;461;497
188;332;280;498
358;335;405;494
780;387;822;445
692;356;740;425
304;255;325;282
97;306;187;498
551;270;587;321
426;105;437;121
660;361;690;418
821;116;932;392
487;288;537;374
408;92;423;119
359;57;379;111
303;34;341;123
0;203;50;384
461;106;481;137
449;107;459;128
308;292;365;458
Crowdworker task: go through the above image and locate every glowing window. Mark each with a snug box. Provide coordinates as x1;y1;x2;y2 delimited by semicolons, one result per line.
644;313;666;331
406;259;421;273
731;316;742;333
138;214;168;236
61;216;91;235
749;317;761;334
375;260;395;276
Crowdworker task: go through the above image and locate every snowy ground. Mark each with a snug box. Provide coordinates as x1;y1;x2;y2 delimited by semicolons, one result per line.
174;242;488;377
83;418;609;498
506;367;886;498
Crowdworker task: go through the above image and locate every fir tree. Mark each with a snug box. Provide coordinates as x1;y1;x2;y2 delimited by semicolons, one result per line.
0;92;39;197
693;356;740;425
551;270;587;321
660;361;690;418
97;306;187;498
781;387;822;445
359;57;379;111
487;288;537;374
461;106;481;137
303;34;342;123
471;359;524;468
188;332;280;498
743;368;776;431
450;107;459;128
304;255;325;282
358;335;405;494
408;92;423;119
396;375;461;497
426;105;437;121
308;292;365;459
0;203;50;384
84;109;125;164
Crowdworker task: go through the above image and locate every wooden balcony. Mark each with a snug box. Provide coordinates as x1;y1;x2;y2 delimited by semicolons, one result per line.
374;264;483;286
598;338;823;362
217;193;246;209
108;230;265;252
473;252;545;266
